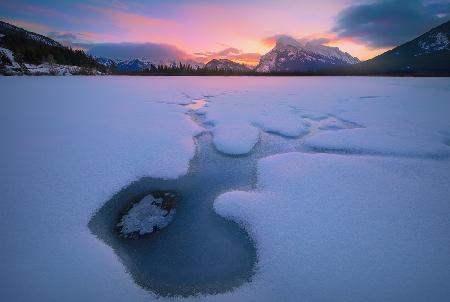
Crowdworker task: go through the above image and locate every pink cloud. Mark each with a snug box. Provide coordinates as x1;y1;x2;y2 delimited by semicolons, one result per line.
81;5;165;27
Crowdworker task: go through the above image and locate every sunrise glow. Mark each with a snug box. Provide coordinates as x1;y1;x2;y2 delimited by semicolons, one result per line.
0;0;415;63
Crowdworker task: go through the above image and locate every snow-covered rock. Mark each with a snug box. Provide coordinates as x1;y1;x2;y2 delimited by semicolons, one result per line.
256;35;359;72
117;194;175;237
0;46;22;74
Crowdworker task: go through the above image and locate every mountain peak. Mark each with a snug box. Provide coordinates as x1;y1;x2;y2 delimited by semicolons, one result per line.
351;20;450;74
256;35;359;72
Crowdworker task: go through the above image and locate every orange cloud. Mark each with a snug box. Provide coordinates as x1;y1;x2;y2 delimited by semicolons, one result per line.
194;47;261;66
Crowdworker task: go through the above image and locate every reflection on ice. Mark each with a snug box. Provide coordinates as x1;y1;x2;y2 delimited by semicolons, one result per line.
185;99;208;110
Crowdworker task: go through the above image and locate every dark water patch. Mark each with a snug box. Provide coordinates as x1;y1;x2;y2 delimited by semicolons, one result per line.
89;133;259;297
89;130;306;297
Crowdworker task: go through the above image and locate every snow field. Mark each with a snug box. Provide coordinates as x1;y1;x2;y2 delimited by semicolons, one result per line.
1;76;450;302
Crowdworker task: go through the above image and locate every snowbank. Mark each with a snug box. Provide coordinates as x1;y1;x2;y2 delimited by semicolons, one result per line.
0;77;203;302
304;127;450;158
214;152;450;301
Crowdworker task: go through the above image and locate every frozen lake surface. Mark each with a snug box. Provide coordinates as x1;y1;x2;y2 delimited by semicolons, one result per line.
1;76;450;301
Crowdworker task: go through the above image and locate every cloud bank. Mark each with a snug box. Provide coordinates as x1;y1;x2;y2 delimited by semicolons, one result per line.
334;0;450;48
262;34;333;47
85;42;191;61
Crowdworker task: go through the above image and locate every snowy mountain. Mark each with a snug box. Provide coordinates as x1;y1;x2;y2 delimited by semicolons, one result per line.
116;58;153;72
205;59;253;72
95;57;116;68
352;20;450;74
95;57;153;72
256;35;359;72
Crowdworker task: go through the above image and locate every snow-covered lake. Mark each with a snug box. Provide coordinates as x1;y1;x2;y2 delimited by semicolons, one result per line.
1;76;450;302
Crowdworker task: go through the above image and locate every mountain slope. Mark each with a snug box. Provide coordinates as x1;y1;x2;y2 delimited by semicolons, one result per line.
351;20;450;74
205;59;253;72
0;20;105;74
256;36;359;72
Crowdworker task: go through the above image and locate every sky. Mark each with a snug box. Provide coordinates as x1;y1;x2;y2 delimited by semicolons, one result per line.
1;0;449;64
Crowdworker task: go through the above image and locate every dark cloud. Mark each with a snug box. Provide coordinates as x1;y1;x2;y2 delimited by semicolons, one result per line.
297;37;332;45
84;42;190;61
46;31;107;47
333;0;450;48
194;48;261;65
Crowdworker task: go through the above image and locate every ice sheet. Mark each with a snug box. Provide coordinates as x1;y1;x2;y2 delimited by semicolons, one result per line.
1;76;450;302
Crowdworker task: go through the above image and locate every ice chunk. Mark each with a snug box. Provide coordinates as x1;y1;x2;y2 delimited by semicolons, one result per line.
118;195;175;237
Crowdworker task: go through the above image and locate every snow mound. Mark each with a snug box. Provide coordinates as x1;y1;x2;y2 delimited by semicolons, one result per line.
212;124;260;155
199;92;310;155
304;128;450;158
